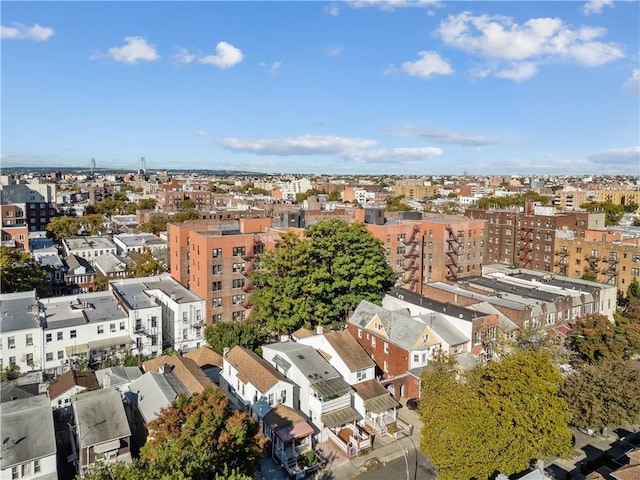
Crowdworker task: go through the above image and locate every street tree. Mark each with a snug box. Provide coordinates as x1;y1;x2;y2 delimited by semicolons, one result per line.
419;350;572;480
140;387;266;480
250;220;396;334
561;359;640;432
126;249;165;278
204;321;268;353
0;247;49;296
569;314;635;362
47;216;81;240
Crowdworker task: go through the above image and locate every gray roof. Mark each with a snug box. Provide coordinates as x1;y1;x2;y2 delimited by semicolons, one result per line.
65;254;94;274
36;253;65;269
41;291;127;330
95;366;143;388
110;282;158;310
114;233;166;248
130;371;187;424
1;396;56;469
349;300;434;352
72;387;131;447
143;273;203;304
417;313;469;346
64;236;116;251
429;282;527;310
263;342;343;383
469;302;519;333
93;252;129;276
0;290;41;333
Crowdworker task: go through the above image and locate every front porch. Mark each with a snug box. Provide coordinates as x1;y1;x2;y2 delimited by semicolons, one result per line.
326;423;372;458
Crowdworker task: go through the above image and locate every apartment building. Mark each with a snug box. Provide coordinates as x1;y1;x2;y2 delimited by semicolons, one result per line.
62;236;117;260
1;224;29;251
0;177;58;232
598;189;640;214
554;229;640;295
465;205;605;272
363;216;486;293
168;218;272;324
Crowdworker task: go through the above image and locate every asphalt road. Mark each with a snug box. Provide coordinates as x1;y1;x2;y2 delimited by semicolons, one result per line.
356;436;436;480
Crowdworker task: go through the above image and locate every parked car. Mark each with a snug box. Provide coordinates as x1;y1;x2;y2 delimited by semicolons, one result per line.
559;363;573;373
406;398;420;410
577;426;596;437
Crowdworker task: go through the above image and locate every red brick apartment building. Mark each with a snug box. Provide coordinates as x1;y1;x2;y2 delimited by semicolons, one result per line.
169;218;280;324
362;215;486;293
465;205;605;272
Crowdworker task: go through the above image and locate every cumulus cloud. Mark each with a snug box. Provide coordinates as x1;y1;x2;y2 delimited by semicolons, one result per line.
436;12;624;81
583;0;614;15
173;47;197;65
200;41;243;69
327;0;441;15
343;147;444;164
1;22;54;41
624;68;640;94
218;135;377;156
395;126;498;146
587;147;640;166
91;36;159;64
391;51;453;79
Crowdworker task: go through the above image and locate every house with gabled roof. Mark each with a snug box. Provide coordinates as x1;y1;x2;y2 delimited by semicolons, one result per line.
352;379;401;437
184;346;223;384
296;329;376;385
48;369;98;410
262;342;371;458
71;387;132;475
142;354;213;395
1;396;57;480
347;300;443;399
221;346;295;421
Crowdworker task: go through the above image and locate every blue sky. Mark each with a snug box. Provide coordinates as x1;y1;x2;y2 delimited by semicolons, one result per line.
2;1;639;175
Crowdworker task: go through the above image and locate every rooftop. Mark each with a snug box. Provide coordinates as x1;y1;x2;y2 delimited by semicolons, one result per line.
72;387;131;447
225;346;291;393
0;290;41;333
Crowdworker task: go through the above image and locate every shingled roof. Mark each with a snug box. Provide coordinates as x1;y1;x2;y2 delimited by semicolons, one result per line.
143;355;213;395
323;330;375;372
225;346;291;393
49;369;98;401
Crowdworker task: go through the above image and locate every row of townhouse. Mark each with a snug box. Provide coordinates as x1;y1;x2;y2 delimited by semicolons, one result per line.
0;273;206;375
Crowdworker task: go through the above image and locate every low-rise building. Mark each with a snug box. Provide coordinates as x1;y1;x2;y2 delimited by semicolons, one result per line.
113;233;167;256
48;369;98;410
62;236;117;261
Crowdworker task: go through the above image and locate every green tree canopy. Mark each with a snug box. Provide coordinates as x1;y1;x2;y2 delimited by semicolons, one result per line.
204;321;268;353
561;359;640;432
476;191;551;210
140;387;266;480
249;220;396;334
179;199;196;210
419;350;572;480
579;201;624;226
126;249;166;278
47;216;82;240
0;247;49;297
568;314;637;362
385;195;413;212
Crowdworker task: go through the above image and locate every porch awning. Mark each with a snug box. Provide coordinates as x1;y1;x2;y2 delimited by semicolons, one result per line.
93;439;121;453
275;421;315;443
363;394;400;413
88;335;131;351
65;343;90;355
321;406;362;429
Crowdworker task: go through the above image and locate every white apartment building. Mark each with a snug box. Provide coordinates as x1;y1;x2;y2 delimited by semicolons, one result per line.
0;291;44;373
62;236;117;260
113;233;167;256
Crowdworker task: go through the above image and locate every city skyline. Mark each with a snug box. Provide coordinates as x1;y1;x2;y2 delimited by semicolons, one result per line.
2;1;639;175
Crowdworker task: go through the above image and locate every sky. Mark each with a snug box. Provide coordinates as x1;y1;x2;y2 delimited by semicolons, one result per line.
1;1;639;176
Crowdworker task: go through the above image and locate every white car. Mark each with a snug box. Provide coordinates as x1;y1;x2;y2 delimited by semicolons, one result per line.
577;427;596;437
559;363;573;373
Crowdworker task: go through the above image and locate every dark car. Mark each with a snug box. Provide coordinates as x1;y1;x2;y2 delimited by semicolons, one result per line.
406;398;420;410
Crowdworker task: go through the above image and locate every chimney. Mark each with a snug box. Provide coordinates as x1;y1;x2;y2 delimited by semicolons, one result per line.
104;372;111;388
223;347;230;357
160;364;173;374
316;325;323;335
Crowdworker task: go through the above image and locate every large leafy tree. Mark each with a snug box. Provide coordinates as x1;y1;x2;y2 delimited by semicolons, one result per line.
47;216;81;240
204;321;268;353
0;247;49;296
250;220;396;334
579;201;625;226
126;249;166;278
569;314;637;362
140;387;266;480
561;359;640;432
419;350;572;480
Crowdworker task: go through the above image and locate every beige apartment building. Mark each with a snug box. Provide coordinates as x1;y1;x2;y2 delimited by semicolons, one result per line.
597;190;640;213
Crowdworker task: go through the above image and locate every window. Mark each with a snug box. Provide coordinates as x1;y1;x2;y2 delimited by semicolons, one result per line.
281;389;287;403
212;281;222;291
57;331;63;341
371;336;376;347
26;334;33;346
46;352;54;362
70;330;77;339
232;311;245;321
413;354;419;363
632;268;640;276
232;262;246;273
233;246;246;257
232;278;246;289
46;333;52;343
384;342;389;354
120;321;126;331
58;350;64;360
110;323;116;333
358;329;362;338
212;264;222;274
9;357;16;366
268;393;274;405
232;294;245;305
212;297;223;308
8;337;15;349
151;316;157;328
26;353;34;366
34;460;40;474
383;360;388;372
212;248;222;258
97;325;104;334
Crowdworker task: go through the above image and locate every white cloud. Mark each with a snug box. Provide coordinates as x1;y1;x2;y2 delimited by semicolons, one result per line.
1;22;54;41
395;51;453;79
195;130;209;137
260;61;282;75
218;135;377;155
93;36;159;64
343;146;444;164
587;147;640;166
173;47;197;65
583;0;614;16
328;0;441;15
494;62;538;82
395;126;498;146
436;12;624;81
199;41;243;69
624;68;640;94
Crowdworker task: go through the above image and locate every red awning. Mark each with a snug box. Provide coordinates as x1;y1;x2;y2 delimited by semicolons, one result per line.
275;421;315;443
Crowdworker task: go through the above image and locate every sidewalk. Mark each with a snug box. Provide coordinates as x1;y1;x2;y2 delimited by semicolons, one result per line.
317;402;424;480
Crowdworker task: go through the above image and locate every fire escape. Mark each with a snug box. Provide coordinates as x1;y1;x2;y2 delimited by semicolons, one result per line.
554;246;569;276
445;225;459;281
518;226;534;268
584;250;601;279
401;225;421;292
602;252;618;285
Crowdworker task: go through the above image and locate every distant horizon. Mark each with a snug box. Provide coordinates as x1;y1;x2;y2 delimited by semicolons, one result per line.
2;1;639;175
